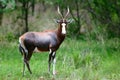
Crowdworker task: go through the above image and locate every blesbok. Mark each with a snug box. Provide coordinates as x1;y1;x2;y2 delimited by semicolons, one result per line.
19;7;72;76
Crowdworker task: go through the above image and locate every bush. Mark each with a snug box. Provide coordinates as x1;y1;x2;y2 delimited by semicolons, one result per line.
0;34;5;42
5;32;15;42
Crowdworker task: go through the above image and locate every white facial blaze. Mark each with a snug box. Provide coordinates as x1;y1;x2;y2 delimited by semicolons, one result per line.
61;23;66;34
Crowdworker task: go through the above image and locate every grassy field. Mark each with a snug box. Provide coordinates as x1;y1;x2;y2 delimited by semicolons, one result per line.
0;38;120;80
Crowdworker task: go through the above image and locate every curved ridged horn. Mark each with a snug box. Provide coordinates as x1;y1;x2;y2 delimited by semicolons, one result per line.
64;7;70;19
57;6;64;19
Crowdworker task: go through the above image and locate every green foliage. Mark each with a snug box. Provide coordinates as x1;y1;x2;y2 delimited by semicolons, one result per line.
88;0;120;38
5;32;15;42
0;0;120;39
0;0;15;12
67;21;78;37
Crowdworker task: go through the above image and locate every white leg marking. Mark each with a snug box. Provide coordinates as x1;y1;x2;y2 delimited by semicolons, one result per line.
49;49;52;54
61;23;66;34
34;47;40;52
53;57;56;75
52;52;55;56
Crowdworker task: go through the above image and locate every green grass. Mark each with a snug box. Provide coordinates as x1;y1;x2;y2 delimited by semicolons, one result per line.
0;38;120;80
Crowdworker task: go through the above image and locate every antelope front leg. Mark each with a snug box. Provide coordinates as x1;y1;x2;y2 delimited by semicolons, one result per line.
48;49;52;73
52;51;56;75
53;57;56;75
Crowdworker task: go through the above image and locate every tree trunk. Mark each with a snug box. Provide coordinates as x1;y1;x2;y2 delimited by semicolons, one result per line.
22;1;29;33
0;12;3;26
0;2;6;26
75;0;81;34
25;1;28;32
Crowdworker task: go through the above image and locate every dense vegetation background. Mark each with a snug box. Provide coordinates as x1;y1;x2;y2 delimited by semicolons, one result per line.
0;0;120;80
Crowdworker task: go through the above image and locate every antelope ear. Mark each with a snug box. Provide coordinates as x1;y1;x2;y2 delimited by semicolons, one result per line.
54;19;61;23
67;19;73;23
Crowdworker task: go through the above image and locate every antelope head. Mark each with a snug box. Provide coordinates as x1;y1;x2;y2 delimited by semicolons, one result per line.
56;6;72;34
